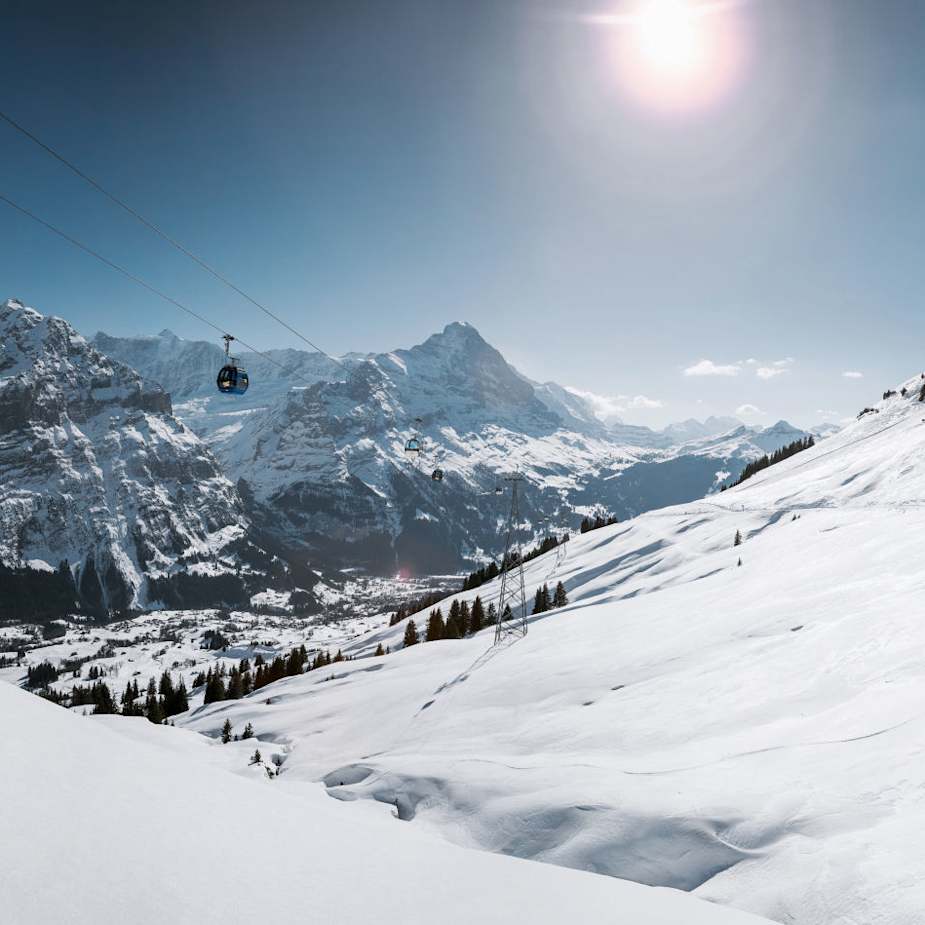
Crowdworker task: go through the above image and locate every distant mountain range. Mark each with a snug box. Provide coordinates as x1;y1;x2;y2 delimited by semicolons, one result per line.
0;296;825;616
91;315;817;575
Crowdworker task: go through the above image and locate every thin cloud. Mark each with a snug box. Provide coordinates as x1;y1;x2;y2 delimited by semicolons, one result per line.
684;359;742;377
736;403;766;419
565;387;664;419
756;358;794;380
628;395;664;409
842;371;864;379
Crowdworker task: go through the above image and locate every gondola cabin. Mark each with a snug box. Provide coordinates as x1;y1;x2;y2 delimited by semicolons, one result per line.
217;333;249;395
404;437;422;460
217;364;249;395
431;468;444;482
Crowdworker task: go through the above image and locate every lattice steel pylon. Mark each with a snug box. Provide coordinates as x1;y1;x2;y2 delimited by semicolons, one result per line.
494;473;529;644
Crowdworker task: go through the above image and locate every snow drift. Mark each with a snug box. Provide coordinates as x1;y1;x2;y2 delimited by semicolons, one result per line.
1;682;771;924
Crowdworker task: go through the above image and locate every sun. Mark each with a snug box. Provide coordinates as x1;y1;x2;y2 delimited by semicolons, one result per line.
635;0;706;74
608;0;746;113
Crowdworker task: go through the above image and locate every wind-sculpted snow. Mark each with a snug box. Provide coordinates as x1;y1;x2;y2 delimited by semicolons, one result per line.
2;682;773;924
0;299;271;612
181;376;925;924
95;320;814;572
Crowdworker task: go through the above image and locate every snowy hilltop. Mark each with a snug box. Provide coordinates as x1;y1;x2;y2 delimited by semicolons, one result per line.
166;368;925;924
0;299;279;615
95;319;814;574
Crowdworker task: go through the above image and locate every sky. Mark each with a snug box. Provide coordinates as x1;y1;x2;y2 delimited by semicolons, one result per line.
2;0;924;429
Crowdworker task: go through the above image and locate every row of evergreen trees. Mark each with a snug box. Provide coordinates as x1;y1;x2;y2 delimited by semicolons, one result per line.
401;580;570;648
68;671;190;722
196;646;355;705
532;582;568;614
579;515;618;534
725;436;816;489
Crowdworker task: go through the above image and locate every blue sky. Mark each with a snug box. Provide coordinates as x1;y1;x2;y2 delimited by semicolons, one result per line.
2;0;924;428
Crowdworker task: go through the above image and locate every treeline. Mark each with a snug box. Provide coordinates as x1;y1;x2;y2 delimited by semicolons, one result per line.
51;670;191;723
401;581;569;648
195;647;354;705
24;645;355;723
724;436;815;489
462;530;577;593
579;514;618;534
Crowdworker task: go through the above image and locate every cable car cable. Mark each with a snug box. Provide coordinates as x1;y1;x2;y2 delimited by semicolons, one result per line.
0;192;322;387
0;108;345;368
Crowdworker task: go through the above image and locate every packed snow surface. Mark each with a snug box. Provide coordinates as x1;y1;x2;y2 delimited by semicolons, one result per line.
179;380;925;924
2;682;772;924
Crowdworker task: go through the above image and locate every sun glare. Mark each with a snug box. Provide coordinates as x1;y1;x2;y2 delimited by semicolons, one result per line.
609;0;746;113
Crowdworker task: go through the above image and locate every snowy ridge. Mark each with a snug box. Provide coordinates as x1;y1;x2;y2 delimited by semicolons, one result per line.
179;372;925;924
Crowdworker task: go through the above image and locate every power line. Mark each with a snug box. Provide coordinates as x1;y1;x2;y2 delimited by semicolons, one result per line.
0;108;344;367
0;192;327;388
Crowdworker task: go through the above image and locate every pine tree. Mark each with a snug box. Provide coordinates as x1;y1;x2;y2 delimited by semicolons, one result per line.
532;587;544;615
426;609;445;642
403;619;419;648
553;581;568;609
250;749;262;765
374;643;385;656
458;600;470;636
443;609;461;639
221;718;233;743
145;692;164;725
242;722;254;740
173;679;189;714
734;530;743;547
469;596;485;634
486;601;497;629
226;666;243;699
91;681;117;715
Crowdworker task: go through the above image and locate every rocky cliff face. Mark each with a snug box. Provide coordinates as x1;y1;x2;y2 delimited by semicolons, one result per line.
0;299;276;616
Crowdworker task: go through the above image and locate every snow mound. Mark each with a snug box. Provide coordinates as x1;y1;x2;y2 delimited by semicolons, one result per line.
1;683;770;924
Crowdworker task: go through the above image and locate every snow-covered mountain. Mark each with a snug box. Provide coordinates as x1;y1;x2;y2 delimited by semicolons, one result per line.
174;370;925;925
95;321;814;574
0;299;279;615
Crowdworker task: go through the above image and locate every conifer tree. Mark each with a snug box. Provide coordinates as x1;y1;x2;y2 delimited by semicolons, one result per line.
734;530;743;547
458;601;470;636
173;679;189;714
374;643;385;656
250;749;262;765
426;608;445;642
553;581;568;609
204;670;226;705
221;718;233;744
403;619;419;648
443;608;461;639
469;596;485;634
242;722;254;740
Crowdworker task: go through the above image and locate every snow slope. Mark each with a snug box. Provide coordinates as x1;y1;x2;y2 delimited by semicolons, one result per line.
1;682;772;925
180;376;925;924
